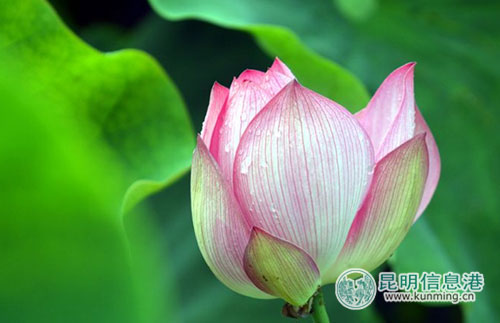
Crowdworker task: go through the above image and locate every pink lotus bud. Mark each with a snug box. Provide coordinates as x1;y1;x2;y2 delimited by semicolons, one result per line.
191;59;440;306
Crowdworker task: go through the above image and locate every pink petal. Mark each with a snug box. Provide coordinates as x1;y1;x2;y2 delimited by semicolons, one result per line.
201;82;229;148
210;59;295;184
267;57;295;88
323;134;429;283
243;227;320;306
356;63;440;218
237;59;294;90
270;57;294;78
414;108;441;219
356;63;416;160
237;69;266;83
191;136;272;299
233;81;374;272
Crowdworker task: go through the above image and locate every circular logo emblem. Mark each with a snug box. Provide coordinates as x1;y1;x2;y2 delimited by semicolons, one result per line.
335;268;377;310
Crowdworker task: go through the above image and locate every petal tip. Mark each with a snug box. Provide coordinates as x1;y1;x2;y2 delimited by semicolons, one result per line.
201;83;229;146
195;135;219;167
249;225;265;237
212;81;226;90
285;78;301;91
414;131;427;142
386;62;416;82
400;62;416;78
196;134;205;146
238;69;265;83
269;57;294;77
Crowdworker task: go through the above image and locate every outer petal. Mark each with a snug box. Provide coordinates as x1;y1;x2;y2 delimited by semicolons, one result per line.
209;58;295;183
233;81;374;272
266;58;295;89
200;82;229;148
323;134;429;283
191;136;272;299
269;57;294;78
243;227;320;306
355;63;440;218
356;63;416;160
414;108;441;219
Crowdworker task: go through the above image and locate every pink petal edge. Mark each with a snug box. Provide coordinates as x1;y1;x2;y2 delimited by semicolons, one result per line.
201;82;229;148
414;108;441;220
356;62;417;160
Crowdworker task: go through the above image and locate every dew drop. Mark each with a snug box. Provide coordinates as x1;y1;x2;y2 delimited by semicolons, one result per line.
270;203;279;219
240;156;252;174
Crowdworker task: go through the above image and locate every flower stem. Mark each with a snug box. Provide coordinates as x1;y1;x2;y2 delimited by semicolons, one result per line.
311;288;330;323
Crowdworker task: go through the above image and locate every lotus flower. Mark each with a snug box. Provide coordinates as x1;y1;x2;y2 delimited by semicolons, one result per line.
191;59;440;306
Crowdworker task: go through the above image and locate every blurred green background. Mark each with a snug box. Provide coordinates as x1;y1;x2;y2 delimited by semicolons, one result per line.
0;0;498;322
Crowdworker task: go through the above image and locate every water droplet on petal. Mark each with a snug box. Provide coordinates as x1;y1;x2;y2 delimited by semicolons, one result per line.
240;156;252;174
